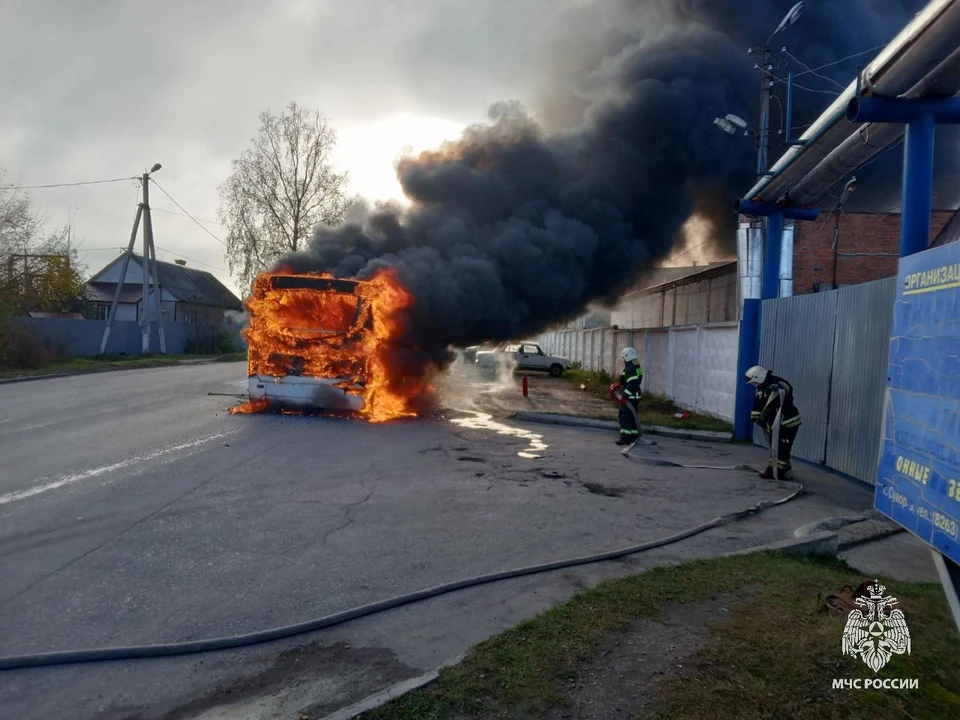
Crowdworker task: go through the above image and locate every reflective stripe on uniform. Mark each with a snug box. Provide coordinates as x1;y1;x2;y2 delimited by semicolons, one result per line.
620;429;639;436
781;415;802;427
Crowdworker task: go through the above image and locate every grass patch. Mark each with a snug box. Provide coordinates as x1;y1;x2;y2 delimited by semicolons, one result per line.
563;367;733;433
212;352;247;362
0;354;221;378
363;553;960;720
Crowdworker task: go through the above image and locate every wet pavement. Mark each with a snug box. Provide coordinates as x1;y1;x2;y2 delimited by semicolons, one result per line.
0;362;880;719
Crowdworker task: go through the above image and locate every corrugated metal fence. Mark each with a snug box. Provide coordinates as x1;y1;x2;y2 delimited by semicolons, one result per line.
538;321;739;421
757;277;895;484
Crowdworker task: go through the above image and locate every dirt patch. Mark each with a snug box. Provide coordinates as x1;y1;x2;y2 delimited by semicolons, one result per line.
114;642;420;720
545;599;731;720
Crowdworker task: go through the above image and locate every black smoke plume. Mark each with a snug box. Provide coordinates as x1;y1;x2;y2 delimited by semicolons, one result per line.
279;0;932;367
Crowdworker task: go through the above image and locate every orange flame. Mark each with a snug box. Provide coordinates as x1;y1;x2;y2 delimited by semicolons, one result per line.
232;268;423;422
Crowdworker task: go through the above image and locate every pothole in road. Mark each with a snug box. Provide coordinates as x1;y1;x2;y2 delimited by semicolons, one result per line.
583;482;628;498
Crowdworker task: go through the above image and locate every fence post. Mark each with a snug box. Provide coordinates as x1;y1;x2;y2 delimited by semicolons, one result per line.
667;328;676;399
695;325;703;414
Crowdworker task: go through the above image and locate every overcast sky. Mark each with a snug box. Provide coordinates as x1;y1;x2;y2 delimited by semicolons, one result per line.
1;0;614;296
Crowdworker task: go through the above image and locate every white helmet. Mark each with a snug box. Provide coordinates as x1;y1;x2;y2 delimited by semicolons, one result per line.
745;365;769;385
621;347;638;363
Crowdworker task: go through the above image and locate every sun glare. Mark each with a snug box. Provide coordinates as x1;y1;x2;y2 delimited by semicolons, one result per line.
334;114;468;205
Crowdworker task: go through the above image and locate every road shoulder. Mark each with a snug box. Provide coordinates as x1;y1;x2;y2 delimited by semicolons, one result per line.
357;552;960;720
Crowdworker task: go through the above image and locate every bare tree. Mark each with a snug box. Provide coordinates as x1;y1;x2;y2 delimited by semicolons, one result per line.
0;169;86;316
219;102;354;290
0;172;40;259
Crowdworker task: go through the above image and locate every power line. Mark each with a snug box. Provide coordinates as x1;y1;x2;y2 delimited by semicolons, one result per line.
770;93;785;134
773;75;841;96
152;206;220;226
2;176;137;190
783;50;845;90
794;43;885;78
154;244;229;273
670;233;717;262
149;179;227;247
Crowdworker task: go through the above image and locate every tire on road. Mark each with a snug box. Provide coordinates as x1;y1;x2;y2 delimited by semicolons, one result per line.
549;364;564;378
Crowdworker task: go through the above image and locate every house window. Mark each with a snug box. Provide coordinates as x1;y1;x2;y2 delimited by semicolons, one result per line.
98;305;110;320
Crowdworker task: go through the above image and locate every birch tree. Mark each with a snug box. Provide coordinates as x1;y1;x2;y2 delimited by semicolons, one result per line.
219;102;353;290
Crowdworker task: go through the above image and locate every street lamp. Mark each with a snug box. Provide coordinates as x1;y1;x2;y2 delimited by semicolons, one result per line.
713;113;757;137
768;1;804;43
149;162;162;174
837;176;857;210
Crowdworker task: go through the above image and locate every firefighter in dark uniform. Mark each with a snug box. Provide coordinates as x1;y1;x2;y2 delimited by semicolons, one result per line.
745;365;802;479
615;347;644;445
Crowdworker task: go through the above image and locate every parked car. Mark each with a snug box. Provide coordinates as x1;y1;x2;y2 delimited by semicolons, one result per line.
475;341;571;377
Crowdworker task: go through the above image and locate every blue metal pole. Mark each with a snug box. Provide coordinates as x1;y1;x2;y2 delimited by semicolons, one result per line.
762;211;783;299
734;298;761;439
900;114;935;257
786;73;794;144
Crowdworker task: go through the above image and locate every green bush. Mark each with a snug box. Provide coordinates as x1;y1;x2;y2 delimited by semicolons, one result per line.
0;322;54;370
216;326;236;355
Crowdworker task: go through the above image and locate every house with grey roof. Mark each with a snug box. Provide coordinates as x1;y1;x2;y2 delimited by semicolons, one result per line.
85;254;243;325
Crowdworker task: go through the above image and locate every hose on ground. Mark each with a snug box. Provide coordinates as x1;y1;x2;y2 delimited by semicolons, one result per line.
0;481;803;672
634;459;760;471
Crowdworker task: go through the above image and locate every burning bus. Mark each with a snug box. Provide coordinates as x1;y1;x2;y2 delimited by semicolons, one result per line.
236;268;420;422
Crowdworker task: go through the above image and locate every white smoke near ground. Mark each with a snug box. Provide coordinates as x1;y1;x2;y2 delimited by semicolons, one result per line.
435;347;521;412
224;309;249;326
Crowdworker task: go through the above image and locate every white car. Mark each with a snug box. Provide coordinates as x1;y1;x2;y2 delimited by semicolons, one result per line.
475;341;571;377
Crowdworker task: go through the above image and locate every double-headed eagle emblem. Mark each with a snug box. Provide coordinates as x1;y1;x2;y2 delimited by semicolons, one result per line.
841;581;911;672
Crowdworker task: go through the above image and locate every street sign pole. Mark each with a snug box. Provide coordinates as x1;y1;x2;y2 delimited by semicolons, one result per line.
932;551;960;634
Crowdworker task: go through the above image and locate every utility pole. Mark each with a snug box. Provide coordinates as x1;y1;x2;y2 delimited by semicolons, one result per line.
140;172;151;354
756;47;773;176
99;163;165;356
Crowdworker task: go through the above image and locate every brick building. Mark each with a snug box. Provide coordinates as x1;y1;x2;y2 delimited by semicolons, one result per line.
791;210;955;294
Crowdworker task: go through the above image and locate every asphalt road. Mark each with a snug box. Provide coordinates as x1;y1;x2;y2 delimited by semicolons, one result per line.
0;363;872;719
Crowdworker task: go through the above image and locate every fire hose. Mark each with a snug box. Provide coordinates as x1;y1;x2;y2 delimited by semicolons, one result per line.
609;383;753;470
0;478;803;672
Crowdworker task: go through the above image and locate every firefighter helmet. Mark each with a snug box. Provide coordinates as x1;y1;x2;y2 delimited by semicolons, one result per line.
745;365;769;385
620;347;639;363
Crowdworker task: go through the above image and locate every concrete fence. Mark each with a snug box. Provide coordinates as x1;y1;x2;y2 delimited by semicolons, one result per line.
14;316;247;357
538;321;740;421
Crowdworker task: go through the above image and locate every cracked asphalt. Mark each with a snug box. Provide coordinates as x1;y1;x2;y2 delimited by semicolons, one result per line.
0;362;873;719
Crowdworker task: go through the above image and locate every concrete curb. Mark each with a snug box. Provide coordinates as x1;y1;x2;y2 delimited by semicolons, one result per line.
724;530;840;558
511;411;732;443
322;530;837;719
0;359;224;385
793;515;870;538
837;525;906;551
320;656;462;720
